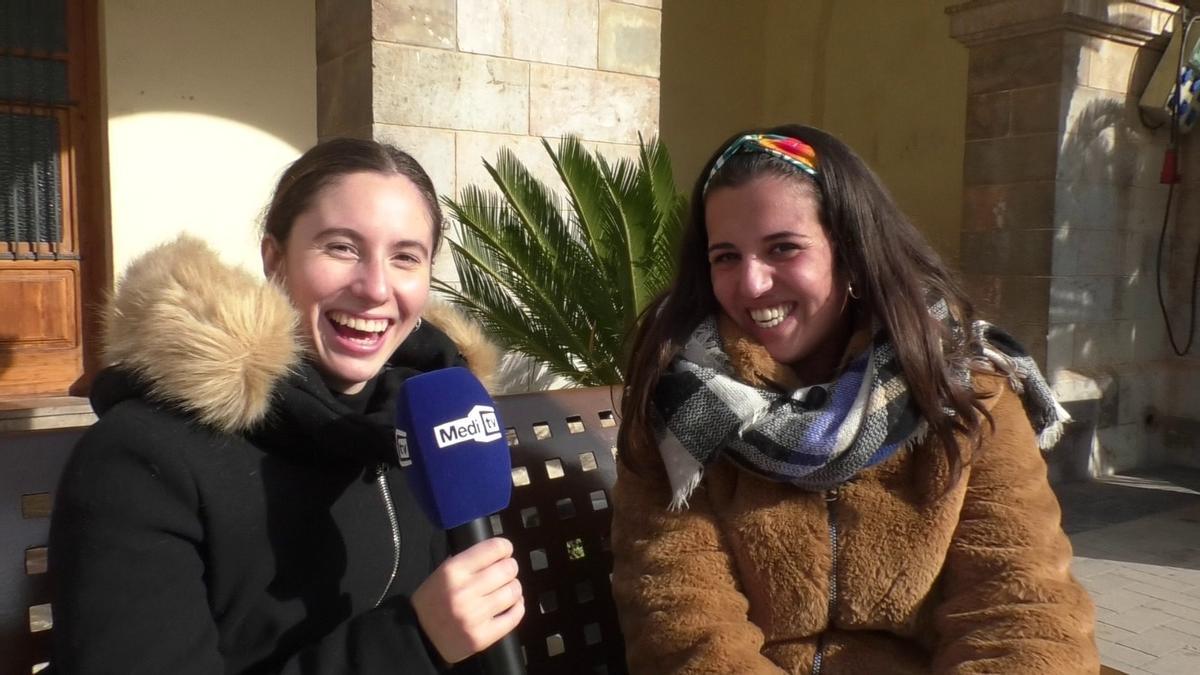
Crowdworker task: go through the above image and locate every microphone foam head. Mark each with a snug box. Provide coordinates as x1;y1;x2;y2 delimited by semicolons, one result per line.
396;367;512;529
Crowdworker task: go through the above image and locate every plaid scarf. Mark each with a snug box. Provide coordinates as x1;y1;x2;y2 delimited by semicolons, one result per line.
652;301;1069;510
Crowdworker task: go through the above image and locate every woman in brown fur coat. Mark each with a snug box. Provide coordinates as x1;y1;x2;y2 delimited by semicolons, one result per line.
611;126;1098;674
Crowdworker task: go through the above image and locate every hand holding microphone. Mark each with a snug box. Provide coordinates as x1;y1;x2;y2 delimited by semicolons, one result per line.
396;367;527;673
412;537;524;664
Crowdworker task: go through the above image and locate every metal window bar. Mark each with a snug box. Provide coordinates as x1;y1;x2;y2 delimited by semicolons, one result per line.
0;0;71;261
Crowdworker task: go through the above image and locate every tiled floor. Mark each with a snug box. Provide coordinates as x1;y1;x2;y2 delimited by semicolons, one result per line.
1056;468;1200;674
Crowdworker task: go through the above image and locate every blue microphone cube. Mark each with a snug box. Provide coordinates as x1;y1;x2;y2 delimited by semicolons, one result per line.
395;367;513;530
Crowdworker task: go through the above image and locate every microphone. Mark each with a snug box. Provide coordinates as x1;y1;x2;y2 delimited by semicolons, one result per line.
395;367;526;674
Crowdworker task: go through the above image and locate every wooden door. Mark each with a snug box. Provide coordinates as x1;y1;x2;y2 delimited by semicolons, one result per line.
0;0;106;398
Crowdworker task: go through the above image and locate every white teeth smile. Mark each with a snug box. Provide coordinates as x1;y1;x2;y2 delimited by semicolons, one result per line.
749;304;793;328
328;311;390;334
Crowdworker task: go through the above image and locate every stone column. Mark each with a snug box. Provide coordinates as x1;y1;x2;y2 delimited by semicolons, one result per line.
948;0;1180;475
316;0;661;203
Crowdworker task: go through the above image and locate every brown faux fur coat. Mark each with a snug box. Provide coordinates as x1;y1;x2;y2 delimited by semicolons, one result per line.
611;323;1098;674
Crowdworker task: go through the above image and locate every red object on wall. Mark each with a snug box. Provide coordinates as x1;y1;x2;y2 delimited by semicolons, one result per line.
1162;148;1183;184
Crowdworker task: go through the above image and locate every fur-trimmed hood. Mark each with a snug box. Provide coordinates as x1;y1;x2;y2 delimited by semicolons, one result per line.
101;235;499;433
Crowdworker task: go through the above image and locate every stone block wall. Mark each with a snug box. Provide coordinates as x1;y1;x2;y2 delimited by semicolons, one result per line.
950;0;1200;476
316;0;661;203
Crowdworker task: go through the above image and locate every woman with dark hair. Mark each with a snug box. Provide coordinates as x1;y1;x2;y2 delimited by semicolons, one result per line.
50;138;520;673
611;126;1097;674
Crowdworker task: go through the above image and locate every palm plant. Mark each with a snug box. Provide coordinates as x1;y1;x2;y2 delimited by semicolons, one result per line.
434;135;685;386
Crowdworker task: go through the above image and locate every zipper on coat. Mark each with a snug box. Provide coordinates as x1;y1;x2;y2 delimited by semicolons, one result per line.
373;463;402;607
812;487;840;675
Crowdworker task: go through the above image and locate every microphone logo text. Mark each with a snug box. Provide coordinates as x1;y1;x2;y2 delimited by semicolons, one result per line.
433;405;502;448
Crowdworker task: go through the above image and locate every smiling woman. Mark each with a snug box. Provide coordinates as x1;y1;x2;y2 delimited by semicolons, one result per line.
611;126;1099;674
48;138;519;674
705;174;850;384
262;170;435;394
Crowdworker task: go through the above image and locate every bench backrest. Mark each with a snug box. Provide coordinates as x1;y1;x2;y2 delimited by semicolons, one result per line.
0;387;627;675
494;386;626;674
1;428;79;675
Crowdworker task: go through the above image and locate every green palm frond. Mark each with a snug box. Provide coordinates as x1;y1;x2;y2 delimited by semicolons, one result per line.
441;135;686;386
547;137;627;349
639;137;685;256
447;188;594;357
638;136;686;298
547;137;610;266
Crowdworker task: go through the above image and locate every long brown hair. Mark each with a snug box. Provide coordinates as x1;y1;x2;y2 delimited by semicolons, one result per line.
618;124;986;488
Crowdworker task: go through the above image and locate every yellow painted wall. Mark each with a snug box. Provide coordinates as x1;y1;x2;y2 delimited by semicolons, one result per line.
661;0;967;261
102;0;316;276
660;0;768;199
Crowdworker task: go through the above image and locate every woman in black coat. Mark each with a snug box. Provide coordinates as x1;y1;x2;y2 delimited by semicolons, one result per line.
49;139;521;673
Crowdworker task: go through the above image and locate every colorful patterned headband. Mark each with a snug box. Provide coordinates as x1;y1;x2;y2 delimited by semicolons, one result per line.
703;133;820;194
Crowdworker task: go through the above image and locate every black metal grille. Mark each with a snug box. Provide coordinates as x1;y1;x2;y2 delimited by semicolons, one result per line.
1;0;70;257
0;113;61;246
0;0;68;52
0;56;69;104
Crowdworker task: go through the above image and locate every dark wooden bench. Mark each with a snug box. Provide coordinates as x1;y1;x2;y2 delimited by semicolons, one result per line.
1;428;77;675
0;388;627;675
2;390;1126;675
491;386;626;674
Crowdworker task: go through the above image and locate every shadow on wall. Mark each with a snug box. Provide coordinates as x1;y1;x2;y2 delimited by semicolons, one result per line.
103;0;315;153
99;1;319;277
1052;30;1161;360
1048;18;1200;476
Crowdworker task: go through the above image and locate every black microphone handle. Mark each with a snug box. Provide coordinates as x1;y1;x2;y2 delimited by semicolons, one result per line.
448;517;527;675
447;517;494;553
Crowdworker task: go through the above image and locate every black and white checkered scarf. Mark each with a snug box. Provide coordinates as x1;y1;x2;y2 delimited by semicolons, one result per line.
652;300;1069;510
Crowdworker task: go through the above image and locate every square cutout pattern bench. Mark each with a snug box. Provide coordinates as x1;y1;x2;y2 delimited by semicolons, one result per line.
1;428;78;675
492;386;626;674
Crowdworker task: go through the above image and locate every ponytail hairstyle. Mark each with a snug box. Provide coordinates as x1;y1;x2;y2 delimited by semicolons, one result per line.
263;137;445;254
